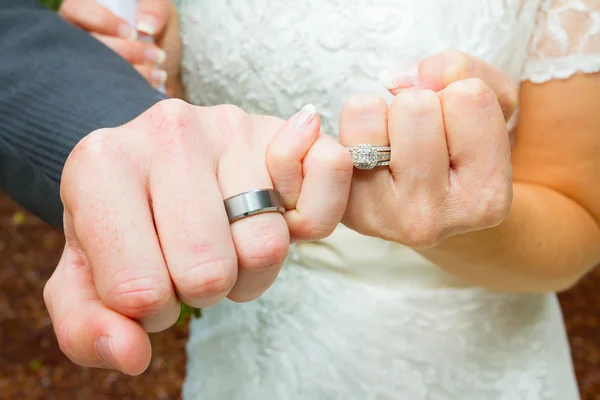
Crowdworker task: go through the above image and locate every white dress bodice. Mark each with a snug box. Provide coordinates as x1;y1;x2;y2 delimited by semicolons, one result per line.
176;0;600;398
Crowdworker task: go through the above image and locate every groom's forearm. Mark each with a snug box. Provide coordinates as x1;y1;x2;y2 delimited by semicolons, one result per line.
418;182;600;293
0;0;166;228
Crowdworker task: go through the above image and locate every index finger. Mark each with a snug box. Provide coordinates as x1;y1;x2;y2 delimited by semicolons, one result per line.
61;130;180;333
379;50;518;120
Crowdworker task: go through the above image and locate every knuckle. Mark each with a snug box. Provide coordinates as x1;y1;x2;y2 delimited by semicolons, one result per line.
54;318;77;361
459;173;512;230
390;91;407;111
149;98;193;137
202;104;248;144
439;50;473;86
345;196;446;249
60;129;120;214
343;94;388;115
42;277;55;314
443;78;495;107
396;207;444;248
174;258;238;300
309;142;353;178
244;234;289;271
462;78;493;96
267;141;295;166
69;129;112;161
296;217;337;241
146;99;195;154
62;129;111;186
106;274;173;317
210;104;246;127
477;182;513;228
401;222;442;249
152;98;190;117
211;103;246;118
342;205;377;238
237;219;289;271
331;147;354;177
392;89;439;116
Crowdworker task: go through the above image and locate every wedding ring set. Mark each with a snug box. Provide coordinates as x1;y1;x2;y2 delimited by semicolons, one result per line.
224;143;390;223
346;144;391;170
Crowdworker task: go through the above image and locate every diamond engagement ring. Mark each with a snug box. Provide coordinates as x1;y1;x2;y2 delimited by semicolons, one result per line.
347;144;391;170
224;189;285;223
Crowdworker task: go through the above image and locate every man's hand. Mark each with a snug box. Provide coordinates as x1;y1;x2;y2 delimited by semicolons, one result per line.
43;100;352;375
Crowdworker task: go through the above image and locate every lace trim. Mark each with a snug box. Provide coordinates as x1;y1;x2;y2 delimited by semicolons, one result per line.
522;54;600;82
522;0;600;82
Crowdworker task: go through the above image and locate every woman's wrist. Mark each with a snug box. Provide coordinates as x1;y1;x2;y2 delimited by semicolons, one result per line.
416;182;600;293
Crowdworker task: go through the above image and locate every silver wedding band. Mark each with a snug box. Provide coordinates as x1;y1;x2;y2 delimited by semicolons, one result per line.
347;144;391;170
224;189;285;223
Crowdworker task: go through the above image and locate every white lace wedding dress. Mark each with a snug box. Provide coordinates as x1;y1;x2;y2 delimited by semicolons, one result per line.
175;0;600;398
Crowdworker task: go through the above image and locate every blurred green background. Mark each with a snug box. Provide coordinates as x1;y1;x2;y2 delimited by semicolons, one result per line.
39;0;61;11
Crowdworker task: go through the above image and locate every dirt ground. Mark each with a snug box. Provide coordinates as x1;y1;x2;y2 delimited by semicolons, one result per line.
1;193;599;399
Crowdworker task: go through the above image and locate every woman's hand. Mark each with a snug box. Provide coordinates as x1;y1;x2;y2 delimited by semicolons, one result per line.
341;49;600;293
59;0;182;97
134;0;182;97
341;51;517;248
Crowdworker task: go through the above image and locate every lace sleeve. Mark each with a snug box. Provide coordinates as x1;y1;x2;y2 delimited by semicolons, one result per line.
522;0;600;83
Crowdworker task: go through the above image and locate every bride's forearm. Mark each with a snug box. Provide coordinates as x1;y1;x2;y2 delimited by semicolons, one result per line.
418;182;600;293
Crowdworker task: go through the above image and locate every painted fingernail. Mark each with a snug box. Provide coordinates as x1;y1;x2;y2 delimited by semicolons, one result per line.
151;69;168;87
118;23;137;41
379;63;420;89
136;15;159;36
295;104;317;129
95;335;121;372
145;48;167;66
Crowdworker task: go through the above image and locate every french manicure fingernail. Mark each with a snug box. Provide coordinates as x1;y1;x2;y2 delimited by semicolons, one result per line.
151;69;168;87
379;63;420;89
295;104;317;129
95;335;121;372
118;23;137;41
145;48;167;66
136;15;159;36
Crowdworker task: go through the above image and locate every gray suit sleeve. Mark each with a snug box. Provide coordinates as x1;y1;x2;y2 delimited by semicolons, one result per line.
0;0;167;228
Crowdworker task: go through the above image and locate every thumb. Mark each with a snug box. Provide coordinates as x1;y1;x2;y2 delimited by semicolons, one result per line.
379;50;518;121
136;0;171;37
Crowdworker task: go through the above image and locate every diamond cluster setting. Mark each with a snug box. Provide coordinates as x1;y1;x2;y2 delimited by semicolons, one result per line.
351;144;379;169
349;144;390;170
